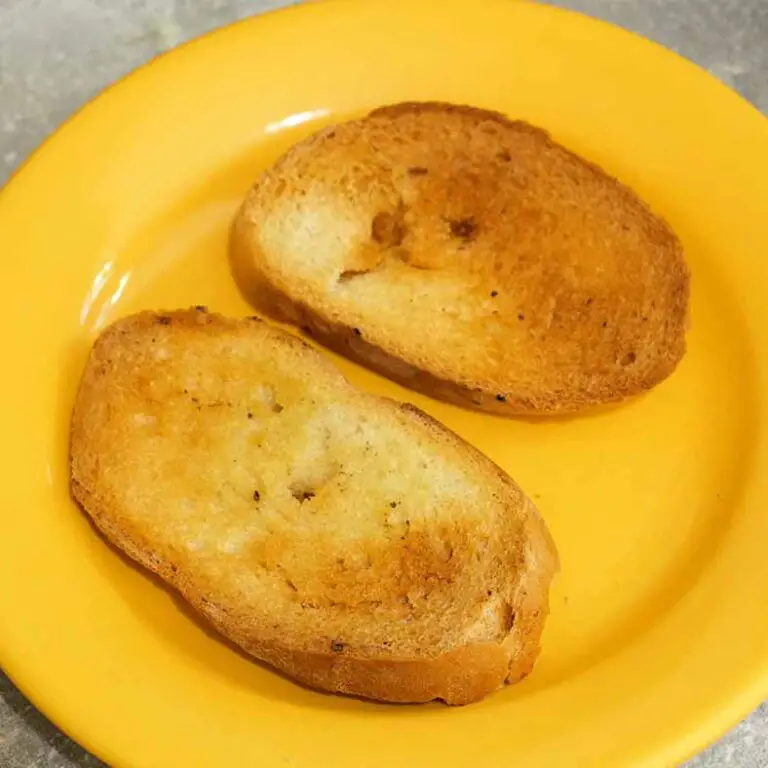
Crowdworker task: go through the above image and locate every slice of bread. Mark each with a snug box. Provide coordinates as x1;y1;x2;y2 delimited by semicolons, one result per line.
232;101;690;415
70;308;558;705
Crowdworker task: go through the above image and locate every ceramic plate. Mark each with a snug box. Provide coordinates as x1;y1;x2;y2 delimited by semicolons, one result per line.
1;1;767;766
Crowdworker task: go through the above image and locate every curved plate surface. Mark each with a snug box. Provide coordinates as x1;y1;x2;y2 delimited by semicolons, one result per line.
0;1;767;766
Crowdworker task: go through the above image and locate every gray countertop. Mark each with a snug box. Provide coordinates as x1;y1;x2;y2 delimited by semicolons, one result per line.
1;1;766;766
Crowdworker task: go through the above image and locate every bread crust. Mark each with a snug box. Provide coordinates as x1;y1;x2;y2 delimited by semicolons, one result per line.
70;309;558;704
233;101;690;415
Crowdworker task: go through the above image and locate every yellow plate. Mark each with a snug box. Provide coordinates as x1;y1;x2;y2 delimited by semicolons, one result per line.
1;1;767;766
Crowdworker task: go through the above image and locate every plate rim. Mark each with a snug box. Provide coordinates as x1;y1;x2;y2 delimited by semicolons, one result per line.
1;1;767;766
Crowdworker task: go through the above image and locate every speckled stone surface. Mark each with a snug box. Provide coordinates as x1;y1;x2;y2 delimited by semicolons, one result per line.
0;1;766;766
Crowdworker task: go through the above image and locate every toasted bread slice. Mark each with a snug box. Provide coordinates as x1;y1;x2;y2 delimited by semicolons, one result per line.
232;102;689;415
70;308;558;705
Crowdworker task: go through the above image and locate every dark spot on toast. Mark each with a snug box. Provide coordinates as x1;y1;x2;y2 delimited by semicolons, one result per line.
518;313;525;321
291;484;316;503
448;217;477;240
371;211;405;247
497;150;511;162
490;290;498;298
157;316;171;325
353;327;362;336
339;269;371;282
496;394;507;403
194;305;208;313
331;639;345;653
253;490;260;501
407;166;429;176
620;351;637;366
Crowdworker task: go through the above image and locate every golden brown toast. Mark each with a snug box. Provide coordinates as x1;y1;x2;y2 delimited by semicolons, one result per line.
233;102;690;415
70;308;558;704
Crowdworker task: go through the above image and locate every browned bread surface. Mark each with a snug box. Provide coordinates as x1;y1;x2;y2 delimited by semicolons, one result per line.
70;308;558;704
233;101;689;414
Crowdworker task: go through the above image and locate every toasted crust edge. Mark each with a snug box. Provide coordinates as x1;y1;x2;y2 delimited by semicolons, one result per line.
73;474;556;705
231;257;684;416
